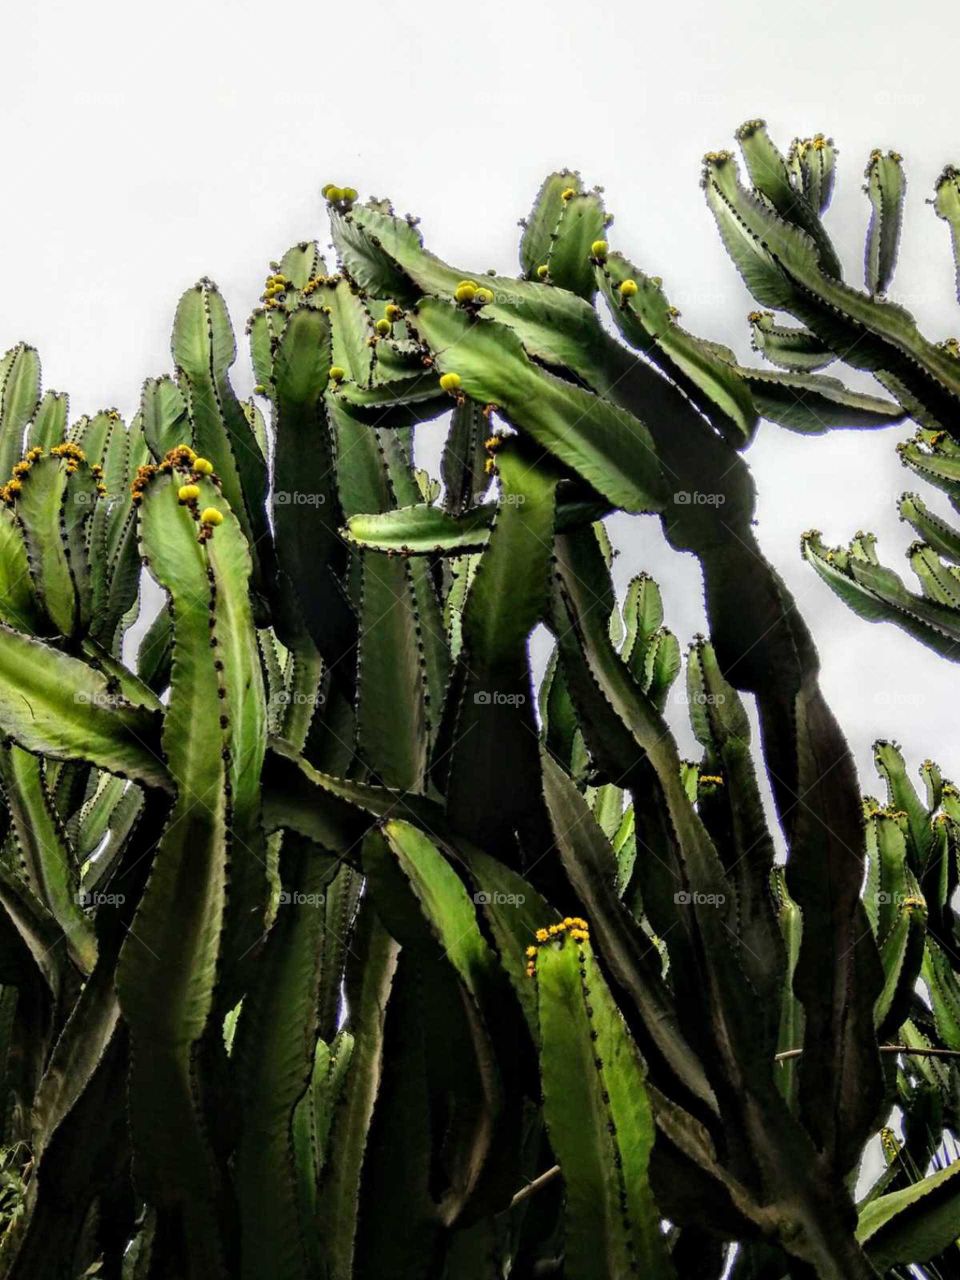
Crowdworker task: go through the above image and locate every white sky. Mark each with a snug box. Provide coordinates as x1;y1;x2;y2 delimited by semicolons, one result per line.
5;0;959;793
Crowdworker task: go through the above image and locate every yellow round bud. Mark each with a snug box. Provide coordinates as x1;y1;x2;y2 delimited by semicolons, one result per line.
375;318;391;335
590;239;608;260
439;372;462;393
561;187;577;201
200;507;224;526
193;457;214;475
325;186;344;203
456;280;477;290
474;287;494;305
536;264;549;279
385;304;402;321
321;183;334;197
619;278;639;297
329;366;346;383
454;283;477;304
178;484;200;503
342;186;358;202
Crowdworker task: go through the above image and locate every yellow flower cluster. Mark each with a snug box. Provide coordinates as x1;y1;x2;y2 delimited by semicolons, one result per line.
300;274;338;298
525;916;590;978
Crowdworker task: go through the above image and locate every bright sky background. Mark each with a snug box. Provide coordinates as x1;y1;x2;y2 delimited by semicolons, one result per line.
5;0;958;794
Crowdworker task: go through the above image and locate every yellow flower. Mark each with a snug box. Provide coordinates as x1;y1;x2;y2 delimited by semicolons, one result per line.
536;264;549;279
193;457;214;475
178;484;200;503
200;507;224;526
561;187;577;201
375;318;391;336
619;278;639;297
535;928;550;943
525;946;537;958
385;304;402;321
474;287;494;305
590;240;608;260
329;366;346;383
454;282;477;304
439;372;462;394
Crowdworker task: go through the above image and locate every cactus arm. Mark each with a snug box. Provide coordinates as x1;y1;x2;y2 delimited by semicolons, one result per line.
14;452;94;638
597;252;759;445
172;280;272;597
28;950;120;1160
736;367;904;432
788;133;837;214
864;150;906;295
748;311;835;371
900;493;960;563
204;480;269;996
535;931;674;1278
542;190;608;299
116;469;255;1274
233;836;336;1280
704;153;960;431
355;548;429;790
540;750;718;1112
0;505;45;632
457;845;557;1032
519;170;582;279
802;532;960;659
366;820;505;1220
0;623;167;786
442;396;490;517
736;120;842;277
410;300;666;513
0;344;40;480
75;773;126;858
26;388;67;450
326;278;376;386
270;305;356;665
685;639;784;1024
345;502;495;553
140;376;190;460
315;898;400;1280
439;444;558;856
856;1156;960;1272
933;165;960;303
0;744;96;972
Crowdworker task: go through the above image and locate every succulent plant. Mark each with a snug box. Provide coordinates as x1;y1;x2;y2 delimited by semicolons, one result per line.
704;120;960;662
0;152;953;1280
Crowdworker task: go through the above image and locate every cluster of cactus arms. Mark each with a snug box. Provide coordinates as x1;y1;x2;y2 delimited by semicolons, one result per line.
701;121;960;661
0;148;957;1280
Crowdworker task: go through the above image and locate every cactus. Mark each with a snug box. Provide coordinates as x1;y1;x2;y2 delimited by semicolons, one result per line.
0;151;954;1280
705;121;960;660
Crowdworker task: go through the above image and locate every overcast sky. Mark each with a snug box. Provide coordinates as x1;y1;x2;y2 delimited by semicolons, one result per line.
5;0;959;794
